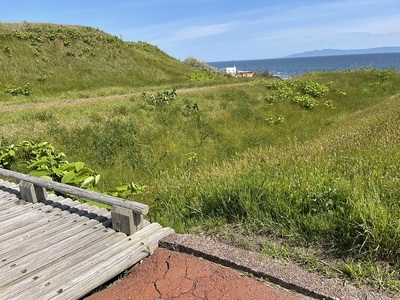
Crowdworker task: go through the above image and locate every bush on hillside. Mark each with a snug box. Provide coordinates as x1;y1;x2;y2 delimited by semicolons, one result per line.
183;56;219;74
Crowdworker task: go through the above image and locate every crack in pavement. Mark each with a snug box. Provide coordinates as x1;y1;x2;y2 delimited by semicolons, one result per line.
153;254;171;298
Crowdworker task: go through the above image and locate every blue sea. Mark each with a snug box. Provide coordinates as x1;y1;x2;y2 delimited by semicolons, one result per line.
208;52;400;78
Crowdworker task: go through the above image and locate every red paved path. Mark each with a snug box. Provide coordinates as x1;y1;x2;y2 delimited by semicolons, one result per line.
86;248;306;300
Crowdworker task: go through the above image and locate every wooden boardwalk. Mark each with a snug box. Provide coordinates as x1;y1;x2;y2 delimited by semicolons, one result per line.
0;178;173;300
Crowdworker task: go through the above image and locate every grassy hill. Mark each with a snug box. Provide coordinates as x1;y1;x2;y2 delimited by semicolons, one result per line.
0;22;195;102
1;22;400;295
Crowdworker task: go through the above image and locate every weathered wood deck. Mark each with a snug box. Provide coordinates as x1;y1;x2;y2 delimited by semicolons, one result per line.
0;178;174;300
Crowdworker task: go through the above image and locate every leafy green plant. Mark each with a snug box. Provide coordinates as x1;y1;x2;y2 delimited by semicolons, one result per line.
292;94;319;109
266;80;287;89
3;45;10;54
265;86;293;103
265;80;294;104
148;88;177;106
185;71;218;82
181;98;199;116
0;140;142;198
0;144;17;168
299;80;329;98
4;83;31;96
266;114;285;125
58;162;100;190
106;182;146;198
324;100;335;109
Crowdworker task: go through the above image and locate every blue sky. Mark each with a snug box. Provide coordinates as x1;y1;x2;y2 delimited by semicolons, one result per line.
1;0;399;61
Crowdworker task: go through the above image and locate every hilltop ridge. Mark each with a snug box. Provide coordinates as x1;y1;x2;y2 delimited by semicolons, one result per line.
0;22;193;99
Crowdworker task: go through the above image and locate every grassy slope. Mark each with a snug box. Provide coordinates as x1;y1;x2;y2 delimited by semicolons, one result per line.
0;22;193;103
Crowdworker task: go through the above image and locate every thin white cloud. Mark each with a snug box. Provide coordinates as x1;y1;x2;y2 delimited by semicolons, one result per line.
172;23;236;41
146;22;237;46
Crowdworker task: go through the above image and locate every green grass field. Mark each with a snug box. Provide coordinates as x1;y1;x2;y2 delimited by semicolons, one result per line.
1;22;400;295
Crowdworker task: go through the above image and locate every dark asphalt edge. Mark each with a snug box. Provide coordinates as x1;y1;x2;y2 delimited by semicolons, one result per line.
160;233;396;300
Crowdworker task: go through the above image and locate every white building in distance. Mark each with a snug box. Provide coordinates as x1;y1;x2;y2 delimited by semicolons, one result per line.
225;66;237;76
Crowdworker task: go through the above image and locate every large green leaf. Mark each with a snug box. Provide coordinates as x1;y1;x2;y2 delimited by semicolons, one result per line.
74;161;85;171
61;170;76;184
58;162;79;172
77;166;95;174
28;157;50;169
81;176;94;187
95;174;101;185
72;172;92;184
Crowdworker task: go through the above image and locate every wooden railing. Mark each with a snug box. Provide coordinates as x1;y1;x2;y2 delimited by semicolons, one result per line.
0;168;149;235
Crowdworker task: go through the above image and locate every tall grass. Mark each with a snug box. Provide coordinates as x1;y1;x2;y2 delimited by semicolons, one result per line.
1;68;400;291
149;90;400;291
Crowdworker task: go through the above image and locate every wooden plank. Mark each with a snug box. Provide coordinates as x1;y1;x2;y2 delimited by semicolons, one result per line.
0;189;20;198
40;194;111;219
0;201;57;223
0;180;19;189
0;209;68;238
0;168;148;215
0;225;119;288
0;192;19;201
0;202;46;222
0;217;98;261
0;199;21;208
0;206;58;236
45;196;112;219
0;197;19;207
0;211;71;244
0;202;33;217
0;212;83;253
0;188;18;195
0;213;83;257
0;233;125;297
2;223;165;299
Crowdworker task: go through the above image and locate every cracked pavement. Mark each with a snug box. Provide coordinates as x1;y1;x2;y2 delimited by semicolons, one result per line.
86;248;303;300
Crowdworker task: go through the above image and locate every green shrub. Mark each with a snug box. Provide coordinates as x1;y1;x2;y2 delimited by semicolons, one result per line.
148;88;177;106
4;83;31;96
299;80;329;98
266;114;285;125
185;71;218;82
292;94;319;109
183;56;219;73
265;86;293;103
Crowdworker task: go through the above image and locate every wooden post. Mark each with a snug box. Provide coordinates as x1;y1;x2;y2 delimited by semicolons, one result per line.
19;180;47;203
111;205;144;235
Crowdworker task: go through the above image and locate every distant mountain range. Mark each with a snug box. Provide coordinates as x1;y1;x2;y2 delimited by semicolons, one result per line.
285;47;400;58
